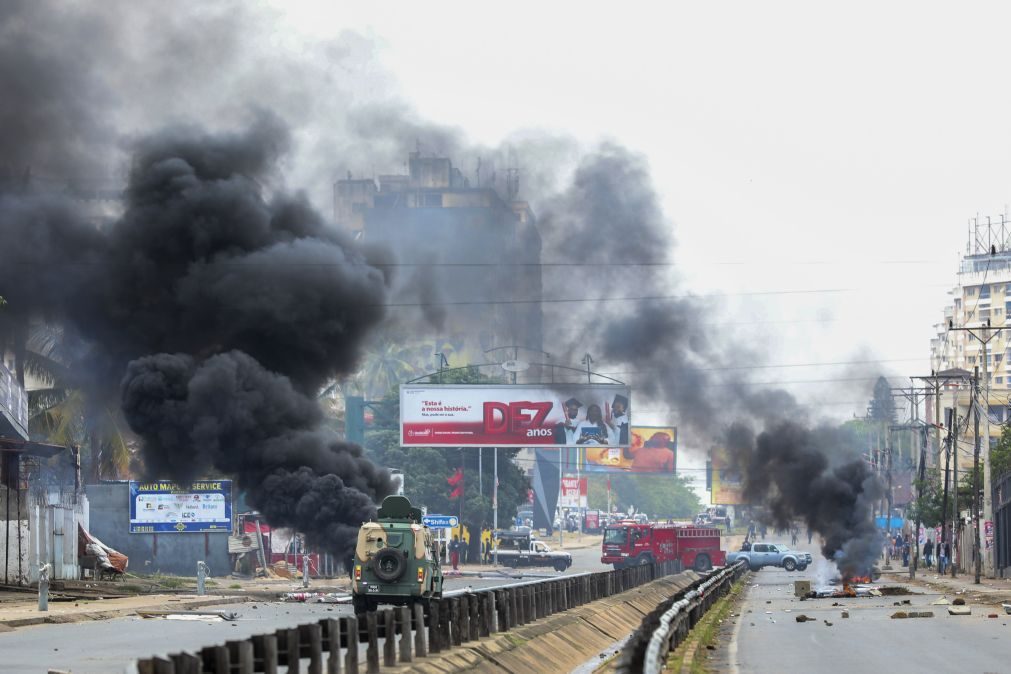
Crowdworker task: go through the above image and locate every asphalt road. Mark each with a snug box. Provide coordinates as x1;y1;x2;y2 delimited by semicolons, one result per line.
730;554;1011;674
1;545;607;673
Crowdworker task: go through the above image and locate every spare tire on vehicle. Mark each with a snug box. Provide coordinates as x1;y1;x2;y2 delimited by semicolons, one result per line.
372;548;406;582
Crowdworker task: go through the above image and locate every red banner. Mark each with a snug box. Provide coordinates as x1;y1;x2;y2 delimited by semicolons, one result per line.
400;384;631;447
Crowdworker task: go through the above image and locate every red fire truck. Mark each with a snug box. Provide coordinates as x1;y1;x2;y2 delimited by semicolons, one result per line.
601;521;726;572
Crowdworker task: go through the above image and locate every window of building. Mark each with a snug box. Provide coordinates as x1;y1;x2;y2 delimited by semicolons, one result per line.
981;285;991;298
969;356;977;364
422;193;443;207
967;288;976;296
981;309;991;320
998;377;1004;384
969;311;976;320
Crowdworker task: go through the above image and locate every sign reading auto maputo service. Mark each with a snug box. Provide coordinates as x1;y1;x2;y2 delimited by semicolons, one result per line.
129;480;232;533
400;384;631;447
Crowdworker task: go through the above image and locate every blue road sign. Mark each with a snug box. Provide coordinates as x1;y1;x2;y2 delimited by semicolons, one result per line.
422;514;459;529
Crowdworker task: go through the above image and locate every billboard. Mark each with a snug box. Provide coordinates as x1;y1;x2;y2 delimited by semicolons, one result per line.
400;384;631;447
129;480;233;533
710;447;745;505
583;425;677;473
559;476;588;508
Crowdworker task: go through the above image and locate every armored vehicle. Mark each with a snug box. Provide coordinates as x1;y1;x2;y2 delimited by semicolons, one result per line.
351;495;443;613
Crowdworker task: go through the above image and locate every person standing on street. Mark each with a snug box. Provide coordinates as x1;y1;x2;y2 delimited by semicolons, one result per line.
923;538;934;568
938;540;948;574
450;535;462;571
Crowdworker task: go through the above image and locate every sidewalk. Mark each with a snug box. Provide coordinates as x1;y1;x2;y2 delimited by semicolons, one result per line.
880;564;1011;606
0;592;248;629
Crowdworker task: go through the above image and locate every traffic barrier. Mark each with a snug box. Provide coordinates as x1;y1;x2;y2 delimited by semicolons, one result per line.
133;559;682;673
613;560;748;674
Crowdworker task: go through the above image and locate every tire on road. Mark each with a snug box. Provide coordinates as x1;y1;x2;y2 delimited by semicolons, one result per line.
554;561;567;572
750;563;762;572
783;558;797;572
693;553;712;572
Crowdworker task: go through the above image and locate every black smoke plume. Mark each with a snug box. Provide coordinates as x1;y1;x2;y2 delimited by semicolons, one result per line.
729;421;883;576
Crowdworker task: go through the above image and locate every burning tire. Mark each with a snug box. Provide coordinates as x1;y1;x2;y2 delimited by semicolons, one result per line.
372;548;406;582
783;558;797;572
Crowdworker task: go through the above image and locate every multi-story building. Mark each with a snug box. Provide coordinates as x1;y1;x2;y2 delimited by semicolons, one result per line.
929;219;1011;470
334;151;543;369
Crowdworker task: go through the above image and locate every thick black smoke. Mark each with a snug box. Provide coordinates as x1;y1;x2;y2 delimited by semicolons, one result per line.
729;421;883;576
0;1;886;565
121;351;391;553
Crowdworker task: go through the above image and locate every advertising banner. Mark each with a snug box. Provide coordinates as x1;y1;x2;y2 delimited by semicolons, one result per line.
400;384;631;447
583;425;677;473
710;447;746;505
559;476;588;508
129;480;232;533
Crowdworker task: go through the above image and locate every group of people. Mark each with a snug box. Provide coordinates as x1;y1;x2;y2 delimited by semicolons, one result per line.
553;394;630;446
443;533;497;571
889;532;951;572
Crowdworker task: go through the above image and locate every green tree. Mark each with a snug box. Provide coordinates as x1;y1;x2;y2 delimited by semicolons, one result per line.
990;423;1011;481
360;367;528;561
869;376;896;424
907;468;945;527
586;473;701;519
22;323;133;480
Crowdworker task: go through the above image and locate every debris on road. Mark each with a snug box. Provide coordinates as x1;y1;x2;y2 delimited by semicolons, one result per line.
137;610;239;621
931;597;951;605
795;615;812;623
953;597;966;606
891;611;909;619
841;611;849;618
948;606;971;616
1003;603;1011;615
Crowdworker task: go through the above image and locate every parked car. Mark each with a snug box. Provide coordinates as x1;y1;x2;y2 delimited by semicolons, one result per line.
727;542;812;571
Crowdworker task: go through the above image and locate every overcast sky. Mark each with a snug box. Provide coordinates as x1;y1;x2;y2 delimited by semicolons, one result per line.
271;2;1011;414
263;2;1011;491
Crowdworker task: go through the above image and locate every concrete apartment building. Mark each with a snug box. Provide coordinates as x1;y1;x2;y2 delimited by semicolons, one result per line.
929;219;1011;470
333;151;544;366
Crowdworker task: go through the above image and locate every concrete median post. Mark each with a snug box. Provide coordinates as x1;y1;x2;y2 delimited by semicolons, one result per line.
412;603;426;658
251;634;279;674
398;606;412;663
457;595;470;643
450;597;463;646
226;640;255;674
298;623;323;674
428;600;441;654
365;611;380;674
381;610;396;667
342;616;359;674
469;594;480;640
319;619;340;674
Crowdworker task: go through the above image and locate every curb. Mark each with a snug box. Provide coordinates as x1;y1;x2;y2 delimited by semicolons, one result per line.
0;595;250;629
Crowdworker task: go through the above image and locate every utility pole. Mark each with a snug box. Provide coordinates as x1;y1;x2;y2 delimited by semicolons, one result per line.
949;324;1000;577
941;408;953;575
910;425;928;580
952;390;960;578
973;366;982;584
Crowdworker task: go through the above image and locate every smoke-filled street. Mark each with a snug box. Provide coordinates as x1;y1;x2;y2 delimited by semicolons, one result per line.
4;2;1011;673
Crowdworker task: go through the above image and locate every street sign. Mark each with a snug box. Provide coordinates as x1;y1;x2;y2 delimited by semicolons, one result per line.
422;514;459;529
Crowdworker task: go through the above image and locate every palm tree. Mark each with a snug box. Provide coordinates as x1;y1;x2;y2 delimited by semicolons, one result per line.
24;323;133;482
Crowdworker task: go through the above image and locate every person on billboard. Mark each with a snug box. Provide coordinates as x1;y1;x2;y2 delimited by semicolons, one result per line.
577;404;611;445
628;431;675;472
553;397;583;445
604;394;630;446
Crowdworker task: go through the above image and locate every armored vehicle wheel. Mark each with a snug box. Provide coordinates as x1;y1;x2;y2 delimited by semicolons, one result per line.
373;547;407;582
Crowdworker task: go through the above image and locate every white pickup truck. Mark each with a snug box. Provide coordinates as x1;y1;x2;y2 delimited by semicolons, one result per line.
727;543;812;571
